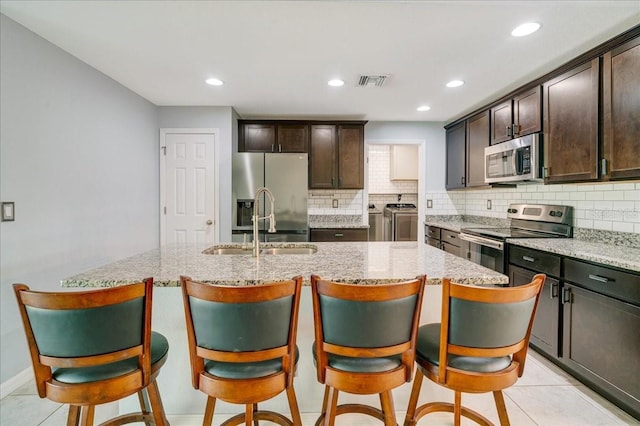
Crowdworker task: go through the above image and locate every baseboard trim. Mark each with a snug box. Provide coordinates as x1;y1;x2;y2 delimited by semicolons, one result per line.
0;368;32;399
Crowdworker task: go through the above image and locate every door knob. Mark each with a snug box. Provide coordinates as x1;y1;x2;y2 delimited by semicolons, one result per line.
206;220;213;225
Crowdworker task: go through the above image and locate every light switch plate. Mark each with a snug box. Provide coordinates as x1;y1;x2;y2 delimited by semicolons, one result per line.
1;202;15;221
487;200;492;210
332;199;338;208
427;199;433;208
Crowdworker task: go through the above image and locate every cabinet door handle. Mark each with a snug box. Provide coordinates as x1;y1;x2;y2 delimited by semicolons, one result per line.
522;256;535;262
550;282;558;299
278;144;282;153
506;125;512;137
271;144;275;152
561;288;571;304
588;274;611;283
601;158;608;176
512;123;519;136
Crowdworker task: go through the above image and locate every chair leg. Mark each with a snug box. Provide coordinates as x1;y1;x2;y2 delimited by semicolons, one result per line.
147;379;169;426
80;405;95;426
493;390;511;426
67;405;81;426
379;390;396;426
286;385;303;426
245;404;253;426
454;391;462;426
403;369;423;426
203;396;216;426
323;387;339;426
252;403;258;426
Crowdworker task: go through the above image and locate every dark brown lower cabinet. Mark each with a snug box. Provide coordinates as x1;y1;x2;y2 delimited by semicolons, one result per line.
562;284;640;418
309;228;368;242
509;265;560;357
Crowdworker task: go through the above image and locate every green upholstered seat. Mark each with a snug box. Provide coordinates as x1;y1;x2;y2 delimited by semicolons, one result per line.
416;323;511;373
53;331;169;384
204;346;300;379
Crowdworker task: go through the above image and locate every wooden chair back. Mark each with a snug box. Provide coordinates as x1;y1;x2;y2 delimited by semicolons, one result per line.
311;275;426;383
180;275;303;390
438;274;546;382
13;278;153;404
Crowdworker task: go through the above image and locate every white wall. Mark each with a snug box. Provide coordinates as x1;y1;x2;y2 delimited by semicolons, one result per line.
157;106;237;242
0;15;160;383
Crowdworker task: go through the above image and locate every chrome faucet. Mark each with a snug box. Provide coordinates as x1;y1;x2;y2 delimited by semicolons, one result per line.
252;187;276;257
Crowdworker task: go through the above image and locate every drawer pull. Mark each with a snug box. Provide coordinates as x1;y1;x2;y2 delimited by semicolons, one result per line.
550;282;558;299
449;235;457;239
588;274;611;283
334;233;344;237
522;256;535;262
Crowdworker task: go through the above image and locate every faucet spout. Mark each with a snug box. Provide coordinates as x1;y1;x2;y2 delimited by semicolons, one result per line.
252;187;276;258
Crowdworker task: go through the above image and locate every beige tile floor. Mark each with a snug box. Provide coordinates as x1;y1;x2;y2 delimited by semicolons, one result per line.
1;351;638;425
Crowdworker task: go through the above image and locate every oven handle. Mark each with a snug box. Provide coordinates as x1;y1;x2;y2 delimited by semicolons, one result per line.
459;233;504;251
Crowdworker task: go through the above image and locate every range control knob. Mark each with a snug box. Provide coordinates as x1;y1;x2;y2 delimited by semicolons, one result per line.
549;211;563;217
507;208;518;214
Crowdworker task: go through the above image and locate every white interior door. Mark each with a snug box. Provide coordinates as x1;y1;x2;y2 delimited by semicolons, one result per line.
160;129;217;246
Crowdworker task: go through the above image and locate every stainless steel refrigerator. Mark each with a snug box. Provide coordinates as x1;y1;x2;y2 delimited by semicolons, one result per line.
232;153;308;242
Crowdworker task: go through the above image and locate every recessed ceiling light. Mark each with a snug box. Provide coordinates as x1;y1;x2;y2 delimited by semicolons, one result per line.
328;79;345;87
205;78;224;86
446;80;465;88
417;105;431;112
511;22;541;37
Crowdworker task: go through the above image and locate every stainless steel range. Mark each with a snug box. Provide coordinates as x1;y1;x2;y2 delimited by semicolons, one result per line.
459;203;573;274
383;203;418;241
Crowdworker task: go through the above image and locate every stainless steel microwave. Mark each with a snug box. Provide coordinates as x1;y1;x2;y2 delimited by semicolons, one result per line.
484;134;541;183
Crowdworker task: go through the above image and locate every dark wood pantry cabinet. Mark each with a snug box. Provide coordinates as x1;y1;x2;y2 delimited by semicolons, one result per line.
543;59;600;183
602;36;640;180
490;86;541;145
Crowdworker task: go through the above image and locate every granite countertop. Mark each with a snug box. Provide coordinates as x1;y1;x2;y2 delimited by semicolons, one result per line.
508;238;640;273
308;214;368;229
62;242;508;288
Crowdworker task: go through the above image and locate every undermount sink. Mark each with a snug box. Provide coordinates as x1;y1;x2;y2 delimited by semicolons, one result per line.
205;245;317;255
259;247;317;255
208;248;253;255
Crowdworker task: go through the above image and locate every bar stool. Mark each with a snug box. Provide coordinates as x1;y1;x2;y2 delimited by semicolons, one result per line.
310;274;426;426
13;278;169;426
404;275;546;426
180;275;303;426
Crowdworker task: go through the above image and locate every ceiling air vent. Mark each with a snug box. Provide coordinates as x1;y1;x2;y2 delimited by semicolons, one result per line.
357;75;389;87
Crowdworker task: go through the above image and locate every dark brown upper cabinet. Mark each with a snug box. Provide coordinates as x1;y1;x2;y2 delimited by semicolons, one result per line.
490;86;542;145
239;123;275;152
238;121;309;153
309;123;364;189
602;36;640;181
466;111;490;187
445;122;466;190
543;59;600;184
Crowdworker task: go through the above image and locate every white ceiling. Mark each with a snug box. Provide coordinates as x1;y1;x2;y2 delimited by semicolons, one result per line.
1;1;639;122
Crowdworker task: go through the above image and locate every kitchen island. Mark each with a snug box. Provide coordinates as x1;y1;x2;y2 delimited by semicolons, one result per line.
62;241;508;417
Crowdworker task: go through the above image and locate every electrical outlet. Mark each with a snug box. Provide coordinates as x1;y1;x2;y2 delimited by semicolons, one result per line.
332;199;339;208
487;199;492;210
426;199;433;208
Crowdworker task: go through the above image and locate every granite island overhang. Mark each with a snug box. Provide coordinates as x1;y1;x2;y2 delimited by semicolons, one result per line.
60;241;508;416
62;241;508;287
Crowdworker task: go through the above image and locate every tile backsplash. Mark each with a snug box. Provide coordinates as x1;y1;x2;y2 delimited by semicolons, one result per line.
425;181;640;233
308;189;364;215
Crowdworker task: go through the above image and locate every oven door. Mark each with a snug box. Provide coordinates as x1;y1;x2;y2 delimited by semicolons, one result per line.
459;233;505;274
